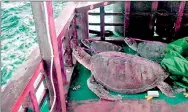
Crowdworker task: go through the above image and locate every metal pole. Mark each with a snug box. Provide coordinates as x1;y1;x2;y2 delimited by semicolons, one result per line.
31;2;66;112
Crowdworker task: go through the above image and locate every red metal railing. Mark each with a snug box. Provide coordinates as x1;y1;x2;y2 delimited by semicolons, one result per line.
10;61;44;112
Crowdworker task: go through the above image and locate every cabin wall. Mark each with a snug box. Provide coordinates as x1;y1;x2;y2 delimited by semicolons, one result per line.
113;1;188;41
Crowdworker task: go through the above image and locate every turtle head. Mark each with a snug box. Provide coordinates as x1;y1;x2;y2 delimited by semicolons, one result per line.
72;46;92;70
124;38;138;51
72;46;85;60
81;39;92;48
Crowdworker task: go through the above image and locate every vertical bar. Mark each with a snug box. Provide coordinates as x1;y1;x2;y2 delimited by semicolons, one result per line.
64;31;73;67
29;86;40;112
100;7;105;40
149;1;158;32
72;16;78;46
67;25;73;66
124;1;131;37
46;2;67;112
174;1;186;33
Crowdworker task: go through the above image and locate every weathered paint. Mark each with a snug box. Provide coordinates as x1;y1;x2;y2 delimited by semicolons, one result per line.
68;100;188;112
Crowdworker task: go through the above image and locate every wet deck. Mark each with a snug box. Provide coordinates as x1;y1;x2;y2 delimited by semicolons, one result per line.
68;100;188;112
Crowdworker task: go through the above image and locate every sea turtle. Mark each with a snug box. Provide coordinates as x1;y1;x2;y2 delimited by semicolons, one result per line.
124;38;168;62
81;39;122;53
72;46;174;101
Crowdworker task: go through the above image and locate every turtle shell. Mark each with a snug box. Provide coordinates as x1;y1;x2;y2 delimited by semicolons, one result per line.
90;51;169;94
89;41;122;52
137;41;167;62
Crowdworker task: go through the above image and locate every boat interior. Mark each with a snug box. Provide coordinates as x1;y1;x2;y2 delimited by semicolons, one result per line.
1;1;188;112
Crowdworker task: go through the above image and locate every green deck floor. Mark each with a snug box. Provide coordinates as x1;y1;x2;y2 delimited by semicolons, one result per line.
68;45;188;105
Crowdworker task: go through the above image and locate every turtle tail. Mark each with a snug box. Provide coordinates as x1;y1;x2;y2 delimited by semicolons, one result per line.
72;46;92;70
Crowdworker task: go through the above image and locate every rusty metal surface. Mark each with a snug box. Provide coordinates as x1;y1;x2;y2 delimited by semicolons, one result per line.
68;100;188;112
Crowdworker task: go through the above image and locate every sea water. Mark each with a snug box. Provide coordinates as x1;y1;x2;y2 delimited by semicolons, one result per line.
1;2;67;86
1;1;114;86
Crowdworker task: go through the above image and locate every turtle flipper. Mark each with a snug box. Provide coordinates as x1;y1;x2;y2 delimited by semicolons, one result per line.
157;81;175;97
124;38;138;51
87;75;122;101
81;39;92;49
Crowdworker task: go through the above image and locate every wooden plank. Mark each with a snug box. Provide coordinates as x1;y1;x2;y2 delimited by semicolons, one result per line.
55;2;77;41
46;2;67;112
29;86;40;112
175;1;186;33
89;23;124;26
63;32;73;67
76;2;115;12
76;11;89;40
68;100;188;112
100;7;105;40
89;12;152;16
89;12;123;16
1;45;41;112
124;1;131;37
72;17;79;46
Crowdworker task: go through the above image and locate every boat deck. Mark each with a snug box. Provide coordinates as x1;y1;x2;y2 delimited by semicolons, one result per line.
67;45;188;112
67;100;188;112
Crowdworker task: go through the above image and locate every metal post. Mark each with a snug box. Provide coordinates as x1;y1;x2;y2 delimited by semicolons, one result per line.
175;1;186;33
100;7;105;40
124;1;131;37
31;2;66;112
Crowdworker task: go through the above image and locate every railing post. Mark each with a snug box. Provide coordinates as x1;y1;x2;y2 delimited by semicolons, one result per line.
76;11;89;40
31;2;67;112
124;1;131;37
29;86;40;112
149;1;158;35
100;7;105;40
174;1;186;33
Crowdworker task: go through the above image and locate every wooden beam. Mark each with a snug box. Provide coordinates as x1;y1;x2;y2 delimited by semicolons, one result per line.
76;2;115;12
89;12;152;16
76;11;89;40
55;2;77;41
124;1;131;37
100;7;105;40
89;23;124;26
175;1;186;33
